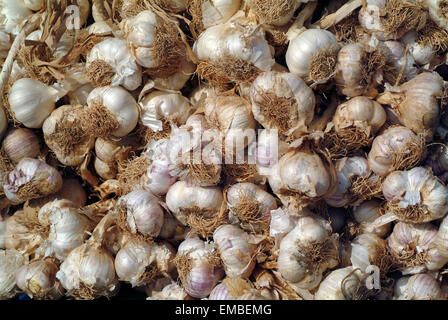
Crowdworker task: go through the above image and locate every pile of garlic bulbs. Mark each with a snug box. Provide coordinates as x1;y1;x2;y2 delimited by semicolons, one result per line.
2;0;448;301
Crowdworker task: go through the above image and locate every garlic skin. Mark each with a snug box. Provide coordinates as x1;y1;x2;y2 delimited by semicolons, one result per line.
23;0;43;11
54;179;86;208
147;282;191;300
401;31;435;65
0;219;6;249
426;0;448;29
94;157;116;180
285;29;340;83
388;222;448;275
15;259;64;300
88;21;114;34
36;200;91;261
115;239;175;287
87;86;139;137
0;249;25;299
333;97;386;137
353;200;391;237
250;71;315;136
175;237;223;298
68;83;94;106
277;213;339;290
148;58;196;91
227;182;277;232
256;128;288;171
315;267;363;300
4;210;46;254
0;0;32;35
350;233;389;275
140;91;194;133
4;158;63;204
56;244;119;299
191;0;241;30
269;207;299;247
2;128;40;164
324;156;370;208
86;38;142;91
394;273;444;300
208;282;233;300
117;190;164;238
8;78;64;128
382;167;448;223
165;181;223;226
213;225;256;278
367;126;423;177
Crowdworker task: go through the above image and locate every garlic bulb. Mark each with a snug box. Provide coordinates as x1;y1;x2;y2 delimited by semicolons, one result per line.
367;126;424;177
35;199;91;261
205;94;256;154
4;158;63;204
15;258;64;300
120;10;185;77
324;156;371;208
377;72;444;140
269;207;299;247
193;19;275;88
256;128;288;173
174;237;223;298
277;212;339;289
387;222;448;275
147;58;196;91
382;40;418;84
286;29;340;83
147;282;191;300
140;90;194;136
43;105;95;166
425;144;448;183
115;238;175;287
382;167;448;223
117;190;164;238
188;0;241;31
315;267;363;300
250;71;315;137
247;0;301;26
165;181;224;236
88;21;114;34
0;0;32;35
56;243;119;299
394;273;444;300
353;200;391;237
86;38;142;90
226;182;277;232
213;224;256;278
85;86;139;138
8;78;65;128
351;233;393;277
0;249;25;299
53;179;86;208
401;30;435;65
2;128;40;164
426;0;448;29
335;43;384;97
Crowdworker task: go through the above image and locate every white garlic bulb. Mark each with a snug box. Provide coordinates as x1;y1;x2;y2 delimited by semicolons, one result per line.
189;0;241;31
15;258;64;300
213;224;256;278
0;0;32;35
394;273;444;300
350;233;390;275
269;207;299;248
382;167;448;223
367;126;424;177
88;21;114;34
353;200;391;237
3;158;63;204
0;249;25;299
250;71;315;136
426;0;448;29
86;38;142;90
315;267;363;300
117;190;164;238
8;78;65;128
277;212;339;290
227;182;277;232
115;238;175;287
382;40;418;84
147;58;196;91
86;86;139;138
286;29;340;83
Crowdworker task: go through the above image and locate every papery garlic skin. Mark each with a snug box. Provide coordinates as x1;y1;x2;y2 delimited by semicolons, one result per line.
315;267;362;300
192;0;241;30
87;86;139;137
250;71;315;135
382;41;418;83
88;21;113;34
213;225;256;278
0;0;32;35
394;273;444;300
401;31;435;65
2;128;40;163
277;213;339;289
165;181;223;226
148;58;196;91
68;83;94;105
115;239;175;287
0;249;25;299
269;207;299;248
353;200;391;237
56;244;118;299
118;190;164;237
9;78;64;128
286;29;340;82
36;200;91;261
350;233;388;274
86;38;142;90
4;158;63;204
367;126;423;177
382;167;448;222
324;157;370;208
140;91;194;133
15;259;63;300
